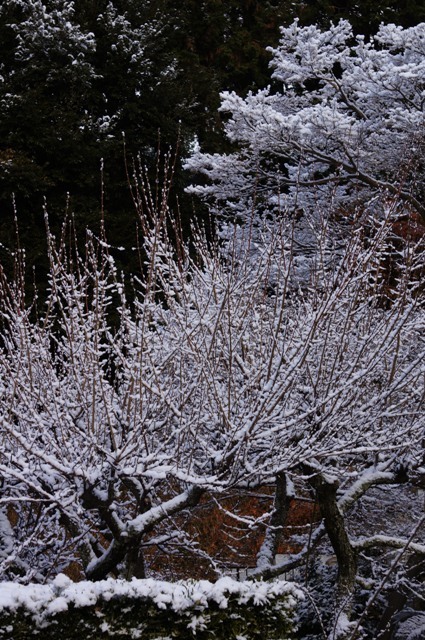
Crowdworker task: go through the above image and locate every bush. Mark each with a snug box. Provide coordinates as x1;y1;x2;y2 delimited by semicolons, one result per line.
0;575;302;639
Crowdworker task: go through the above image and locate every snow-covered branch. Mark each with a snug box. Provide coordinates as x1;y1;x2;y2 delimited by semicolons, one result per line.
354;535;425;556
186;20;425;222
0;181;424;589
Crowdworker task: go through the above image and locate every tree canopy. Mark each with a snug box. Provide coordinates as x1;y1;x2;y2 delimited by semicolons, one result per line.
186;20;425;224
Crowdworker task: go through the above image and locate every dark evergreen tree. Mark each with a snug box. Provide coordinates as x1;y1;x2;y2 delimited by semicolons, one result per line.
0;0;424;282
294;0;425;36
0;0;193;275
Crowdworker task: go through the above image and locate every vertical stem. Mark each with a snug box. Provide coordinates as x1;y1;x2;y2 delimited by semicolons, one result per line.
256;472;292;568
311;474;357;614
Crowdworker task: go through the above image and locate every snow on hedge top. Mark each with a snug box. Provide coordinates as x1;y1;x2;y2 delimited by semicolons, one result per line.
0;575;303;619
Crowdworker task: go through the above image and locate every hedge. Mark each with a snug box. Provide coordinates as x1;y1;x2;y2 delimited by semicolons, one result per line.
0;575;302;639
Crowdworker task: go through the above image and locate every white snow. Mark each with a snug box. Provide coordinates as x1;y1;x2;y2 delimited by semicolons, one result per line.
0;575;303;620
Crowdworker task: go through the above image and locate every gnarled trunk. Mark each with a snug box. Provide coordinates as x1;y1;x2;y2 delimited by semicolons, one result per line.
310;473;357;615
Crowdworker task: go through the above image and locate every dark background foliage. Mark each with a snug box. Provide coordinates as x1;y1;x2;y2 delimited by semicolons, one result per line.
0;0;424;283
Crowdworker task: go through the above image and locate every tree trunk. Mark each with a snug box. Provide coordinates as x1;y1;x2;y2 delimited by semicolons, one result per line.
256;472;292;568
85;485;204;581
125;535;146;579
310;473;357;614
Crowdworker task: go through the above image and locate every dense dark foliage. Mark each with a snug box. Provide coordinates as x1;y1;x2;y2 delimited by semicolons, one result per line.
1;0;424;280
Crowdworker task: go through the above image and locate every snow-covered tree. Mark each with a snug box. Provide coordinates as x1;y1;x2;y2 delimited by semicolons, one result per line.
185;20;425;223
0;177;424;636
183;19;425;637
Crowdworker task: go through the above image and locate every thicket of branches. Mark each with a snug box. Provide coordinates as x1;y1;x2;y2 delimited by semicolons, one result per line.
0;177;424;637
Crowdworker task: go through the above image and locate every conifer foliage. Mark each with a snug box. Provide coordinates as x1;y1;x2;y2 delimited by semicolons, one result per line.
186;20;425;223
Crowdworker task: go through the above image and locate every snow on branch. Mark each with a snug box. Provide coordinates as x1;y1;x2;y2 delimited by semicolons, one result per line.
186;20;425;221
353;536;425;556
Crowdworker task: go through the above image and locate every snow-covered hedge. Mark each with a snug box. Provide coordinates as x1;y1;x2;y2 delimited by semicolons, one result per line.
0;575;302;639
